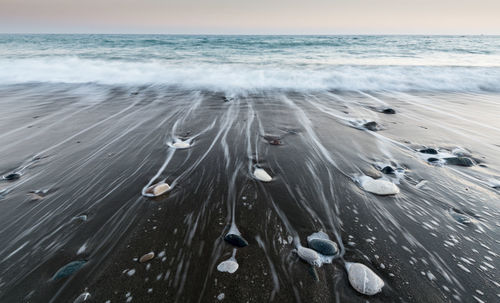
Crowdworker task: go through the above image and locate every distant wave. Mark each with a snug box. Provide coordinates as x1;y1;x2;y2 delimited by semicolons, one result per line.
0;57;499;92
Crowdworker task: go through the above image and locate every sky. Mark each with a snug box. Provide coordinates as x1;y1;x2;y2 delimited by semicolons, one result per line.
1;0;499;34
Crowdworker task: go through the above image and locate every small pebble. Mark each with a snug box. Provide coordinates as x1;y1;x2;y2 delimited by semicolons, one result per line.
253;168;272;182
217;259;239;274
381;108;396;114
224;233;248;247
363;121;379;131
308;238;338;256
140;252;155;263
296;246;321;266
380;166;395;174
3;173;21;180
52;260;87;280
359;176;399;196
145;182;170;197
420;148;438;154
444;157;475;167
346;262;384;295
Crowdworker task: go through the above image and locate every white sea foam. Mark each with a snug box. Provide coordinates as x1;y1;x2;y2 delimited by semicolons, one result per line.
0;57;499;93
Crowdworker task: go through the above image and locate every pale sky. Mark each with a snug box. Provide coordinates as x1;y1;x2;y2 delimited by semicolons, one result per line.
1;0;499;34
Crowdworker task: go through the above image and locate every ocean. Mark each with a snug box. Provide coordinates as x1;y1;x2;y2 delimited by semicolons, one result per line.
0;35;499;303
1;34;500;92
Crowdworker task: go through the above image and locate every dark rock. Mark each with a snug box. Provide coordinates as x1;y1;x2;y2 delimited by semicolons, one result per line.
427;157;440;163
419;148;438;155
444;157;475;167
52;260;87;280
3;173;21;180
363;121;379;131
308;238;338;256
224;233;248;247
381;166;395;174
449;208;472;225
381;108;396;114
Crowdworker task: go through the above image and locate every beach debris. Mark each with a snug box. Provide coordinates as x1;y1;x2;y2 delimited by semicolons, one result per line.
3;173;21;180
358;176;399;195
380;166;395;175
444;157;475;167
172;140;190;149
224;225;248;247
253;167;272;182
145;181;171;197
139;252;155;263
363;121;379;131
449;208;473;225
52;260;87;280
419;148;438;155
346;262;384;296
296;246;321;266
308;238;338;256
381;108;396;114
217;249;239;274
73;291;91;303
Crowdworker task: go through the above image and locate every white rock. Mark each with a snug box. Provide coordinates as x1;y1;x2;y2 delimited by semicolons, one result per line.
145;182;170;197
346;262;384;295
253;168;272;182
217;259;239;274
173;141;190;149
296;246;321;266
359;176;399;195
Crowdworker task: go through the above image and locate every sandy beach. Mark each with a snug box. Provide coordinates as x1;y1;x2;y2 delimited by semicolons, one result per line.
0;82;499;302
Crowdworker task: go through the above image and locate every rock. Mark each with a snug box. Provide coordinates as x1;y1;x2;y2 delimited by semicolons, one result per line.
427;157;440;163
73;292;91;303
52;260;87;280
296;246;321;266
381;108;396;114
217;259;239;273
224;233;248;247
139;252;155;263
363;121;379;131
380;166;395;174
269;139;282;145
444;157;475;167
362;167;382;179
172;141;190;149
253;168;272;182
359;176;399;196
3;173;21;180
346;262;384;296
449;208;472;225
145;182;170;197
308;238;338;256
419;148;438;154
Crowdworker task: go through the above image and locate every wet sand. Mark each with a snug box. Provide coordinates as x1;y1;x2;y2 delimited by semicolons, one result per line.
0;84;499;302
